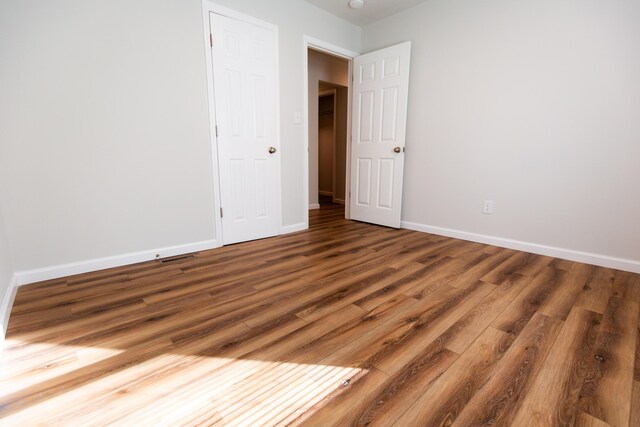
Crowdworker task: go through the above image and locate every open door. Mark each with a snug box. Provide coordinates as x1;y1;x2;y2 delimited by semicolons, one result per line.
209;12;280;245
349;42;411;228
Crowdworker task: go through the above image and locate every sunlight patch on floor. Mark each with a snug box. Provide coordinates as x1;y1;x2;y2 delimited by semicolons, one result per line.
0;338;125;397
1;349;365;426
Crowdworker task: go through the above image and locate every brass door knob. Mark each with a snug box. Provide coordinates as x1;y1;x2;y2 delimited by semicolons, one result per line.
394;147;402;153
268;147;277;154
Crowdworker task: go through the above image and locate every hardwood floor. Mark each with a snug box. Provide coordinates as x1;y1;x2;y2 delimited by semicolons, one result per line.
1;204;639;426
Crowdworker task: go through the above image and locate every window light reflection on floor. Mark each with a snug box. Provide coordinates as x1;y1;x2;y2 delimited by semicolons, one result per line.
1;345;365;426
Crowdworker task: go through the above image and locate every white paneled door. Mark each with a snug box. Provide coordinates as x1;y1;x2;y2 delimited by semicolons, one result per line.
210;12;280;245
350;42;411;228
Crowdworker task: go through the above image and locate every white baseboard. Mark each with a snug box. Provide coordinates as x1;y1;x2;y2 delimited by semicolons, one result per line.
309;204;320;210
281;222;307;235
0;274;18;354
401;221;640;274
14;239;220;287
333;198;345;205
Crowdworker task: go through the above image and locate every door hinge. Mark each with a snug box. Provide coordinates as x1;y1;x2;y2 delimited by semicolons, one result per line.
220;207;224;218
210;33;213;47
215;125;218;137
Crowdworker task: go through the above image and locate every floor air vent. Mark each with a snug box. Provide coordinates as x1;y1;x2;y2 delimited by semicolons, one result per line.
157;254;195;264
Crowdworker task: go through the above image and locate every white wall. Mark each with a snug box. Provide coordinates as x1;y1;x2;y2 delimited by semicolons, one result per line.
0;207;15;341
308;49;350;208
0;0;360;274
363;0;640;266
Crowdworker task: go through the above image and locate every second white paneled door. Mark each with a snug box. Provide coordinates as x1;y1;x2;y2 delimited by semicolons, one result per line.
350;42;411;228
210;12;280;245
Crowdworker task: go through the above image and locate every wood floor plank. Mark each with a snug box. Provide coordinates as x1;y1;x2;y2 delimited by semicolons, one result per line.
296;368;389;426
510;253;553;277
396;313;562;426
404;251;490;300
492;266;566;335
301;284;465;370
244;263;395;328
579;296;640;425
284;294;418;366
295;263;424;323
511;307;602;426
392;326;514;426
0;336;177;422
17;308;364;425
577;330;636;427
575;267;616;315
448;313;564;426
630;380;640;427
549;257;576;271
352;259;456;312
446;249;514;289
366;282;495;376
480;251;537;284
537;262;596;321
386;238;467;269
575;412;614;427
576;273;640;427
2;203;638;425
342;341;458;426
444;273;532;354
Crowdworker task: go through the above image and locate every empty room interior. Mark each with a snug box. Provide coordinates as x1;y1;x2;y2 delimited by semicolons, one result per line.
1;0;640;425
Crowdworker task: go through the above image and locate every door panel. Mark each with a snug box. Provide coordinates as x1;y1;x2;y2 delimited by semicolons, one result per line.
377;158;394;209
210;13;279;244
350;42;411;228
356;158;372;206
381;86;399;141
358;91;375;143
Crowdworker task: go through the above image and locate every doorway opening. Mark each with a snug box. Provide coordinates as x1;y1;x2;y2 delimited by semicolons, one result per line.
307;48;350;214
318;85;348;208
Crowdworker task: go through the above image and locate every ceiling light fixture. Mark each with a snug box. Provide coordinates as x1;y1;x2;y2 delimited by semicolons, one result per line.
349;0;364;9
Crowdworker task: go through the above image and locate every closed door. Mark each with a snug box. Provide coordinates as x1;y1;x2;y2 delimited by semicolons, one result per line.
210;12;280;245
350;42;411;228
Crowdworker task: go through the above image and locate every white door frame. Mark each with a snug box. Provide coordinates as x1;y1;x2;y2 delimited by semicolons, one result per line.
202;1;282;242
303;36;358;227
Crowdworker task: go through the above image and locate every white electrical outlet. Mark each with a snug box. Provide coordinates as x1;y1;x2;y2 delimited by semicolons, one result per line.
483;200;494;214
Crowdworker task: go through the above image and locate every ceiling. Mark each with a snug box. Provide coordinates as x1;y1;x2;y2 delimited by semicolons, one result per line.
305;0;430;27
